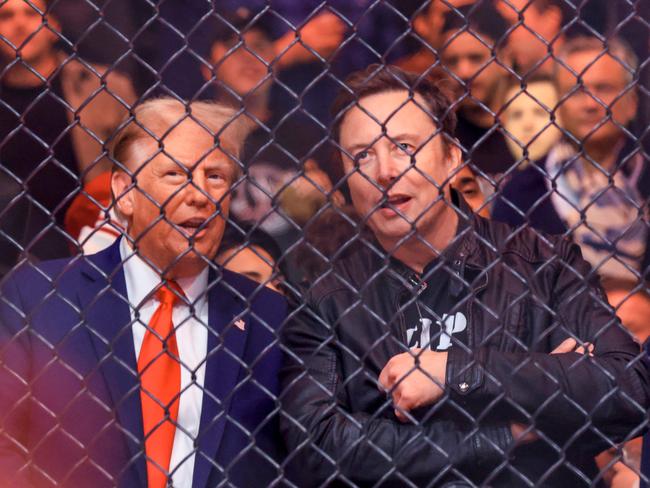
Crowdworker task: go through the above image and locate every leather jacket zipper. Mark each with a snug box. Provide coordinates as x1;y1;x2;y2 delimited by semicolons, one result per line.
408;273;428;294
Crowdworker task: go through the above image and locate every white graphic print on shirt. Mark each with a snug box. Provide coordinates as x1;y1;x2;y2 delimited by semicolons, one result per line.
406;312;467;350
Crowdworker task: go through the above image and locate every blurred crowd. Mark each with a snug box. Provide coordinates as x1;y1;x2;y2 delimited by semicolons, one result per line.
0;0;649;483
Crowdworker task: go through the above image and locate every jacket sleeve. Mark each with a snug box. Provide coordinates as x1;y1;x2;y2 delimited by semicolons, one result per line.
280;295;513;487
446;240;650;452
0;275;36;486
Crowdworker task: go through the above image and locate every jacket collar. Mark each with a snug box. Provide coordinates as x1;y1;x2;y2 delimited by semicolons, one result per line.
383;190;486;289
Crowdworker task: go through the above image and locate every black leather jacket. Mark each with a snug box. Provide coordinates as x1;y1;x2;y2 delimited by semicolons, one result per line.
280;206;650;487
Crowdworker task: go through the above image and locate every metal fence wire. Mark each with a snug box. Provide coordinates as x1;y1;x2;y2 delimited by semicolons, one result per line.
0;0;650;486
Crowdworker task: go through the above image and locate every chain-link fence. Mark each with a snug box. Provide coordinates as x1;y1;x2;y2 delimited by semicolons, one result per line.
1;0;649;486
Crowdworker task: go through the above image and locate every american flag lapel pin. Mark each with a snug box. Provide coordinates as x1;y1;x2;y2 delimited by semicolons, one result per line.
234;319;246;331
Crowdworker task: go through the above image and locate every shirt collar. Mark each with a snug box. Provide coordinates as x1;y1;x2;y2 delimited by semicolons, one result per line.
119;237;209;308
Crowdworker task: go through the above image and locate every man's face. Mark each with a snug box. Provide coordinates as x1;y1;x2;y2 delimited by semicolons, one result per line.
209;29;274;97
339;90;460;247
452;166;489;218
414;0;476;48
441;31;507;110
502;81;562;161
556;50;637;147
112;119;237;278
496;0;562;73
0;0;57;63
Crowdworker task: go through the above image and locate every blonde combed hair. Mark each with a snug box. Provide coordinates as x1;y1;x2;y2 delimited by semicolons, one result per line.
109;97;251;175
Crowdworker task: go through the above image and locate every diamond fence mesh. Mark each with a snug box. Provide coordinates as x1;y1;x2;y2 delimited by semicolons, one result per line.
0;0;649;486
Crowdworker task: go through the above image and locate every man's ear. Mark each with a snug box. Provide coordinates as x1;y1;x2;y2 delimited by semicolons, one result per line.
111;169;135;221
446;141;462;180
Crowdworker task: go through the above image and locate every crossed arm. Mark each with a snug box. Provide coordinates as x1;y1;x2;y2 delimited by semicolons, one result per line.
380;339;591;428
380;243;650;450
280;243;650;485
280;304;513;486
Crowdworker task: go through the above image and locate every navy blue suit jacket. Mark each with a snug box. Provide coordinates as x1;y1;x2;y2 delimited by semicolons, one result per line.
0;241;287;487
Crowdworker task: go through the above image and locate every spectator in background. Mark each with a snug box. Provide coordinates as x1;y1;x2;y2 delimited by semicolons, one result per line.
46;0;140;82
216;222;284;292
493;36;647;283
396;0;475;75
452;165;490;217
157;3;346;123
207;2;412;123
201;9;276;125
162;1;413;119
202;9;340;250
599;280;650;488
596;281;650;488
500;74;562;167
439;2;515;175
495;0;567;75
396;0;568;78
0;0;136;262
601;281;650;488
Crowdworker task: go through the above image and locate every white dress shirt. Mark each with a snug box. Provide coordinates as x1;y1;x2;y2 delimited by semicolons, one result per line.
120;238;209;488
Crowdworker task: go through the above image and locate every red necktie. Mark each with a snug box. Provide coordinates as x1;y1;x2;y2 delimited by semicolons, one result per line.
138;282;184;488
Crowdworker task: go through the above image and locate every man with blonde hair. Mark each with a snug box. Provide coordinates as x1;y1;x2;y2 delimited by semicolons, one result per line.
0;97;287;488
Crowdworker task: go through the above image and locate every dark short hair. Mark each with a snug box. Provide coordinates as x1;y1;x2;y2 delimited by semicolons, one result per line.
441;2;509;47
330;64;457;148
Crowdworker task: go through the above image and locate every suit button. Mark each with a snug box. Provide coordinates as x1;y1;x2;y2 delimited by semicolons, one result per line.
459;382;469;393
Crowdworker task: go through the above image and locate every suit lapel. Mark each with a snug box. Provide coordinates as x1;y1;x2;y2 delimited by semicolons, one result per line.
78;241;147;487
193;269;249;488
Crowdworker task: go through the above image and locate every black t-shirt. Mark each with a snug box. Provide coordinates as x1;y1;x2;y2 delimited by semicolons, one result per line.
403;258;470;352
